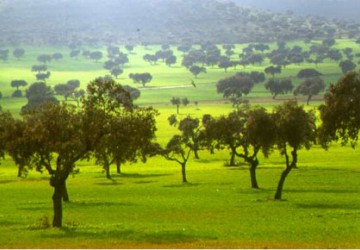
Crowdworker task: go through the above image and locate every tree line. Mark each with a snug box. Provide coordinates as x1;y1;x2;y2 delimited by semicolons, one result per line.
0;72;359;228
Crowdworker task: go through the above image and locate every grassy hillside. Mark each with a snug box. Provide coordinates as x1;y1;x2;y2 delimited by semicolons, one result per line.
1;40;360;248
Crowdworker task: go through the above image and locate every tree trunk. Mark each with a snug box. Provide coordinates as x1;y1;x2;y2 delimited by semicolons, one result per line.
62;181;69;202
249;159;259;189
307;95;312;105
194;149;199;159
176;105;180;114
274;166;292;200
52;181;64;228
229;149;236;166
181;163;188;183
116;161;121;174
274;149;297;200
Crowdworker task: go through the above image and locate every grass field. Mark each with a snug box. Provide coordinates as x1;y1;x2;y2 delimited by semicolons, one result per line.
0;40;360;248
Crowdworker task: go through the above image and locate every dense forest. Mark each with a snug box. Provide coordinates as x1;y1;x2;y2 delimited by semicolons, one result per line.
0;0;359;46
230;0;360;21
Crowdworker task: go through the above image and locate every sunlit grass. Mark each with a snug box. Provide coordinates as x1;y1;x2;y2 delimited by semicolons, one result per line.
1;39;360;248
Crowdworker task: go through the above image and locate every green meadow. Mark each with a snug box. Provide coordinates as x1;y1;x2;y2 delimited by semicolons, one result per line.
0;40;360;248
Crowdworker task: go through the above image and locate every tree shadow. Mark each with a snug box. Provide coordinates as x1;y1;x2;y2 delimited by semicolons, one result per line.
287;188;359;194
67;201;136;208
296;203;359;210
0;180;16;185
162;183;200;188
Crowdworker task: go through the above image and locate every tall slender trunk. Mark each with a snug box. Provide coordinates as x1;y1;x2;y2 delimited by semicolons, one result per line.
229;148;236;166
181;163;187;183
274;148;297;200
274;166;292;200
52;181;64;228
249;158;259;189
116;161;121;174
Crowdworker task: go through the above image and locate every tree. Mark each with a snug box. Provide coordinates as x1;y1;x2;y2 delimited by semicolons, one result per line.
265;78;293;99
297;68;322;79
273;101;316;200
37;54;52;64
189;65;207;78
169;97;189;114
264;65;282;77
54;80;80;101
165;55;177;67
110;67;123;79
294;77;325;105
82;77;141;179
123;85;141;101
318;72;360;148
0;49;9;62
13;48;25;60
216;74;254;106
170;97;181;114
22;82;58;112
238;107;277;188
70;50;80;58
11;80;28;98
2;113;33;177
218;57;232;72
52;53;63;61
89;51;103;62
36;72;51;82
129;73;152;87
21;102;89;227
158;116;201;183
31;64;47;73
168;115;202;159
339;60;356;75
203;110;245;166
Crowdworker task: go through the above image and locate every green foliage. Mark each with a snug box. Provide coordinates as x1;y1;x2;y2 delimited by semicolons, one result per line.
319;71;360;148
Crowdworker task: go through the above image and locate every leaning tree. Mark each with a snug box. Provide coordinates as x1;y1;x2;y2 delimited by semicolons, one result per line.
273;100;316;200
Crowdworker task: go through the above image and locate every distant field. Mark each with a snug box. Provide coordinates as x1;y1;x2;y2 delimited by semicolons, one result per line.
1;40;360;248
1;39;359;114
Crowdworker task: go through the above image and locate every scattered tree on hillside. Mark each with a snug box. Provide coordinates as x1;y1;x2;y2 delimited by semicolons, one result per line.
339;60;357;74
89;51;103;62
297;68;322;78
189;65;207;78
264;65;282;77
0;49;9;62
294;77;325;105
273;101;316;200
129;73;152;87
110;67;123;79
13;48;25;60
22;82;58;112
265;78;293;99
37;54;52;65
31;64;47;73
216;74;254;106
11;80;28;98
52;53;63;61
170;97;190;114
